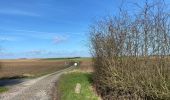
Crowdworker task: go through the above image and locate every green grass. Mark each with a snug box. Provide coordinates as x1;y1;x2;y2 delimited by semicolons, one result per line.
0;87;8;93
58;72;99;100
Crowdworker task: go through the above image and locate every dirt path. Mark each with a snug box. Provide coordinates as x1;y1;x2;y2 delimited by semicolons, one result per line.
0;65;75;100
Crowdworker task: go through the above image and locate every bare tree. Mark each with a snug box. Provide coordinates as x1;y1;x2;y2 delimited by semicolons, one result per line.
90;0;170;99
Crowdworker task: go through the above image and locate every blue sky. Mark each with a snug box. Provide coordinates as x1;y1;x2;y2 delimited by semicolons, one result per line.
0;0;169;59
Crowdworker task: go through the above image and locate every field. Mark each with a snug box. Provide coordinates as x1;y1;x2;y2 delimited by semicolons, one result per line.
79;60;93;72
0;59;69;79
0;58;96;97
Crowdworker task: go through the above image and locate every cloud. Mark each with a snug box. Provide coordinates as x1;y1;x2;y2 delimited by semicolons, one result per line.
13;29;69;41
54;35;68;44
3;29;86;43
0;36;18;41
0;49;90;59
24;50;46;55
0;52;15;56
0;9;40;17
0;29;70;44
22;50;89;57
45;50;90;57
14;29;53;34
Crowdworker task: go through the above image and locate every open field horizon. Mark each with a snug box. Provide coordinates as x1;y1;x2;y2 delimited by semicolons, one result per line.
0;57;93;79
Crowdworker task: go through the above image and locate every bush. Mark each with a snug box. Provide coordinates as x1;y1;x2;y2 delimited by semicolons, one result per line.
90;0;170;99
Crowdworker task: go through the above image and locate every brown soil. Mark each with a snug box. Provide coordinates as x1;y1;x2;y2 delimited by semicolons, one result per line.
79;60;94;72
0;59;67;79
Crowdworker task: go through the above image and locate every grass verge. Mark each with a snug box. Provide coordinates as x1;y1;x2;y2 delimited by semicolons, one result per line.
58;72;99;100
0;87;8;93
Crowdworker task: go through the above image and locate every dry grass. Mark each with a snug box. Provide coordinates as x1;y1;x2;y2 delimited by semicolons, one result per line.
0;59;68;79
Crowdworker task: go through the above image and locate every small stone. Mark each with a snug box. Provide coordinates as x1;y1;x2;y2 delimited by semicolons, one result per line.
75;83;81;94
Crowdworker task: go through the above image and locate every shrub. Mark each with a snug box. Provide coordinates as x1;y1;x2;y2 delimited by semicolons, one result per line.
90;0;170;99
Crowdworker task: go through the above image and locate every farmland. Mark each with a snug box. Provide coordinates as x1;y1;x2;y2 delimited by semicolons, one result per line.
0;59;69;79
0;57;97;100
79;60;93;72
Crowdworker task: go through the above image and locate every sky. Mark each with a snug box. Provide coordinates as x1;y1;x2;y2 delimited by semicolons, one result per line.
0;0;169;59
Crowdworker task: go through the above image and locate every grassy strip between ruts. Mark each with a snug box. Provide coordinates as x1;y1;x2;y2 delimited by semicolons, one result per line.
58;72;100;100
0;87;8;93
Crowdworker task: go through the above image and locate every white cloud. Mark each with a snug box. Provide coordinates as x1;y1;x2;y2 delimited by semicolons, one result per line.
24;50;46;55
0;36;18;41
0;9;40;17
13;29;70;41
14;29;54;34
0;52;14;56
45;50;90;57
0;49;90;59
54;35;68;44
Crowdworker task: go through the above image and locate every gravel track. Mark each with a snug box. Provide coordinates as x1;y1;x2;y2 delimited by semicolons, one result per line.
0;65;75;100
